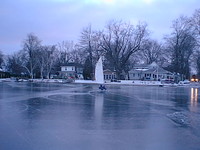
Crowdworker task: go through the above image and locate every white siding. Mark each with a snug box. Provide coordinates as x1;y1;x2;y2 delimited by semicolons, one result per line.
61;66;65;71
61;66;75;71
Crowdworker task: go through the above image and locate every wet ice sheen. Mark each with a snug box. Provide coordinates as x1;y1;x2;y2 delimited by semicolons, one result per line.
0;82;200;150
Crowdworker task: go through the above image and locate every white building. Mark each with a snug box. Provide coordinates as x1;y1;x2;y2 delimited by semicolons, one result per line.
128;62;174;82
59;63;83;79
103;69;117;80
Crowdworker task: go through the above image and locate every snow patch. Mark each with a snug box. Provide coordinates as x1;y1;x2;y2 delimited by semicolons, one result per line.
167;112;190;126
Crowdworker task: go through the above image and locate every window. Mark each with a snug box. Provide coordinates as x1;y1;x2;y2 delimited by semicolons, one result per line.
133;73;135;77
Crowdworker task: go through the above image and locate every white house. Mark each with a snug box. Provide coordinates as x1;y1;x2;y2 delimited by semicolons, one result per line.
59;63;83;79
103;69;117;80
128;62;174;82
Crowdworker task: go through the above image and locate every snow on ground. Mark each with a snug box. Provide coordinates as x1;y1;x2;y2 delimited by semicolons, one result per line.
30;79;64;83
75;79;163;86
1;78;200;87
75;80;98;84
0;78;13;82
74;79;200;87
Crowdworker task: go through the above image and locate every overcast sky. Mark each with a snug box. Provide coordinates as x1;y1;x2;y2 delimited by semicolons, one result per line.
0;0;200;54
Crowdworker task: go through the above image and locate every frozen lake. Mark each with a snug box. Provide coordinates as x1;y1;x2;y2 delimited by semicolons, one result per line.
0;82;200;150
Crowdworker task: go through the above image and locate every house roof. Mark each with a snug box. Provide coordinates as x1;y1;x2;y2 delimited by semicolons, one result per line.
134;62;159;69
134;64;149;68
61;63;83;68
143;67;171;74
103;69;116;73
129;62;172;74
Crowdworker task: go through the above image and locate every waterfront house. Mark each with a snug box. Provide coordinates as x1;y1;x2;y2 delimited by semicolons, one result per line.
103;69;117;80
128;62;174;82
59;63;83;79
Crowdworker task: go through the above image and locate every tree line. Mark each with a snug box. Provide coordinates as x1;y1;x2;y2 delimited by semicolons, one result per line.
0;9;200;80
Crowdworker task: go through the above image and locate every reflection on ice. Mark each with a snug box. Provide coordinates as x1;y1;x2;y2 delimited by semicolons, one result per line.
190;88;198;107
95;93;104;118
94;93;104;128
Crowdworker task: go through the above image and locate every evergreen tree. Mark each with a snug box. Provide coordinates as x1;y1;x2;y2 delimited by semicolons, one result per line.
83;57;93;80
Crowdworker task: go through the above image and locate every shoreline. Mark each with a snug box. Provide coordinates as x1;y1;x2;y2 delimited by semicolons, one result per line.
1;78;199;87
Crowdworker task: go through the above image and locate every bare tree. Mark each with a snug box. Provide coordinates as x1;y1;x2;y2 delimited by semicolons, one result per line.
191;9;200;76
79;25;95;78
45;45;56;79
37;45;57;79
90;30;105;62
80;25;104;70
57;41;74;64
53;41;76;74
69;44;86;64
6;52;25;76
192;9;200;46
140;39;164;64
0;50;3;69
165;16;196;79
80;24;93;63
20;33;41;79
57;42;88;64
100;20;148;79
37;46;46;79
195;51;200;77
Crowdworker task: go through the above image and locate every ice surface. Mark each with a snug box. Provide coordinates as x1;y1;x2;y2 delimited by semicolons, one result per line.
167;112;190;126
0;82;200;150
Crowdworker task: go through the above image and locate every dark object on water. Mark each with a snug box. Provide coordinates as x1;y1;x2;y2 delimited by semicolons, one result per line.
99;84;106;90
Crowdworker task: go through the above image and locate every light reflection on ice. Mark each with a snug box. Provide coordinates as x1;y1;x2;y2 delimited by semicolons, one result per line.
190;88;198;106
94;93;104;128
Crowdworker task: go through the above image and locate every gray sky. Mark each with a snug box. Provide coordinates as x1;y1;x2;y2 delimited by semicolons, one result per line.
0;0;200;55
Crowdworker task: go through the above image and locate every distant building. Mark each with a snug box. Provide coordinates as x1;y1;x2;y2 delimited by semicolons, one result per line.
0;70;10;78
103;69;117;80
128;62;175;82
59;63;83;79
